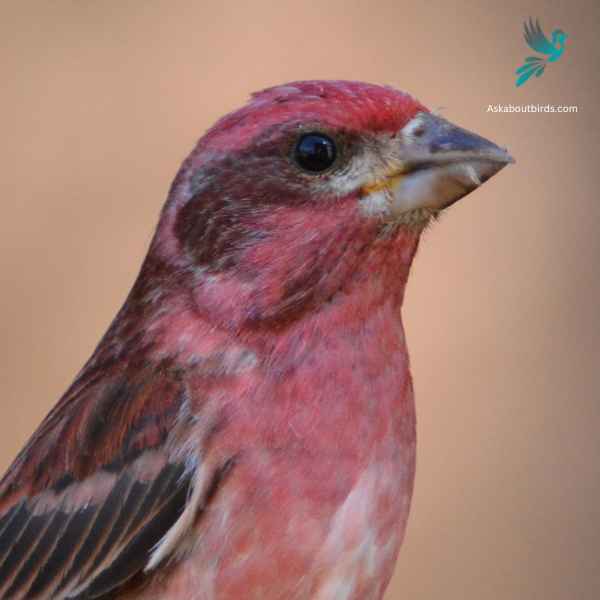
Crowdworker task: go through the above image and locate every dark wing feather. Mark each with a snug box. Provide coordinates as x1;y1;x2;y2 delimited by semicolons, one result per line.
0;361;207;600
0;461;192;599
524;17;555;55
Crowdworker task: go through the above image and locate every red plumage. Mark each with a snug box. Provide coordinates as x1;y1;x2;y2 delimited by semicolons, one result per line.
0;81;512;599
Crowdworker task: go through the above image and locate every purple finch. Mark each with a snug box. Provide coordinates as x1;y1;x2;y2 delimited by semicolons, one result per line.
0;81;512;599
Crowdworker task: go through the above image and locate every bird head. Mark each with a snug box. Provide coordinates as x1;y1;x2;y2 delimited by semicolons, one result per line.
551;29;568;47
148;81;512;331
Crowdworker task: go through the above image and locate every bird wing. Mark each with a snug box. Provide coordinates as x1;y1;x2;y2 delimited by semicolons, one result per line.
0;361;228;599
523;18;556;55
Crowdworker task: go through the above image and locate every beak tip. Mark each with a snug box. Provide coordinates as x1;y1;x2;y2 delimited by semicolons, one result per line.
499;146;515;165
479;144;514;171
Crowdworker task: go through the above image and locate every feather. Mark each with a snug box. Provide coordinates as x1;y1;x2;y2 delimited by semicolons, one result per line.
0;357;233;599
516;68;537;87
523;17;556;56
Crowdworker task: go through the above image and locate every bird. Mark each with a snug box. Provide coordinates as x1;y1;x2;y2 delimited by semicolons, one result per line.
515;17;568;87
0;80;513;599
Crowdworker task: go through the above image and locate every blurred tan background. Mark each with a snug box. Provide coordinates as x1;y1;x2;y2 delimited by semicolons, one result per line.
1;1;599;598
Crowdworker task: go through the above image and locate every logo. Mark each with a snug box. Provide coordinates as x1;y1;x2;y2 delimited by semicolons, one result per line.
515;18;568;87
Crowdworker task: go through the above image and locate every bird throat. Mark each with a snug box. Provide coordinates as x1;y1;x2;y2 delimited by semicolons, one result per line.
185;209;421;334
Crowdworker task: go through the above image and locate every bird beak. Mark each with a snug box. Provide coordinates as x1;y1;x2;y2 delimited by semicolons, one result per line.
362;112;514;219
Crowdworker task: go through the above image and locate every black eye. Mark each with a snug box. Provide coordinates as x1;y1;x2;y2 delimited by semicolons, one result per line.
294;133;337;172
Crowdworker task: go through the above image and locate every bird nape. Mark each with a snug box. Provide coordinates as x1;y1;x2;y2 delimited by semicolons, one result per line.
0;80;512;600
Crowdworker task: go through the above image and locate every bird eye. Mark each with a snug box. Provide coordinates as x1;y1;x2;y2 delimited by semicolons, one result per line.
294;133;337;173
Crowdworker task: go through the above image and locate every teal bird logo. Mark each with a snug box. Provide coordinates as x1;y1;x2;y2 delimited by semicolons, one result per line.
515;18;568;87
